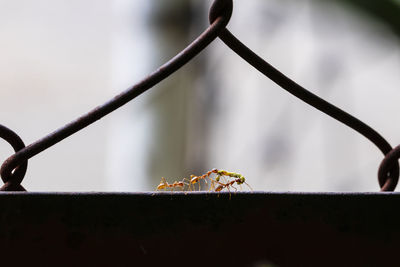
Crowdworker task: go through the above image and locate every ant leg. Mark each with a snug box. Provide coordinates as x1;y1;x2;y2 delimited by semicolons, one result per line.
192;182;197;191
209;178;217;191
244;182;253;191
189;175;198;191
231;183;238;192
239;183;243;191
211;177;221;192
182;179;190;194
191;181;197;191
226;186;232;200
220;176;229;188
197;181;201;191
182;178;190;191
183;178;191;191
231;184;238;199
203;175;208;185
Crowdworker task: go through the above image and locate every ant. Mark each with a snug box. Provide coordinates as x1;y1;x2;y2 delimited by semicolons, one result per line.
155;169;251;192
189;169;246;190
156;177;189;191
213;176;252;200
214;176;252;192
188;169;218;189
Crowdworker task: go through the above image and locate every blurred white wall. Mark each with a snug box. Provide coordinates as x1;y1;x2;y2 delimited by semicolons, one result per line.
0;0;113;191
105;0;155;191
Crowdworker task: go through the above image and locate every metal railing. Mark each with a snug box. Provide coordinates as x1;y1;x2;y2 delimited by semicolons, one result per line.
0;0;399;191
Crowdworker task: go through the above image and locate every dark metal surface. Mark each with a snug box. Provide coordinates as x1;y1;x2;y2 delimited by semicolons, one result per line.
0;0;398;191
0;192;399;266
0;125;26;191
379;145;400;189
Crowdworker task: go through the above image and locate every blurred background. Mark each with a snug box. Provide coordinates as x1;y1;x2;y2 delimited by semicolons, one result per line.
0;0;399;191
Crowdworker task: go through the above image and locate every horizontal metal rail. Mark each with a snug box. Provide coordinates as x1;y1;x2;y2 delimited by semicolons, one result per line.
0;192;399;266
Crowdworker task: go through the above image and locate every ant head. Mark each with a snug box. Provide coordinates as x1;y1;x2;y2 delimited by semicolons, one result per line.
237;177;245;184
157;184;166;190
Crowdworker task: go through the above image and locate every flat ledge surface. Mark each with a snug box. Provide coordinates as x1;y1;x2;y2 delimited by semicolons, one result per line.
0;192;398;266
